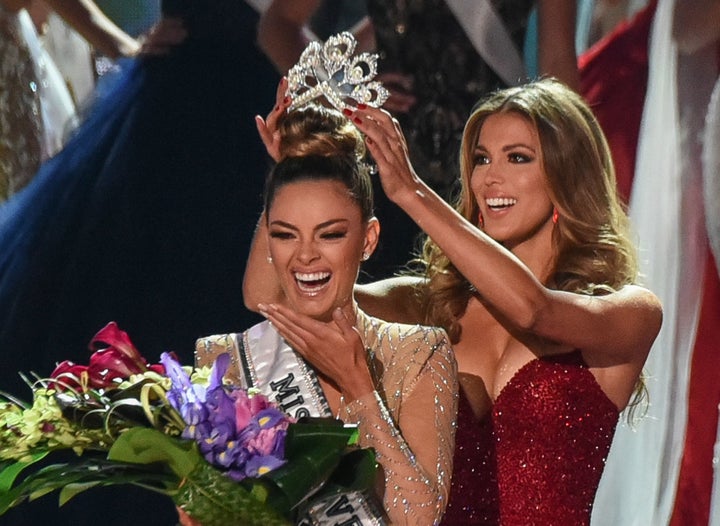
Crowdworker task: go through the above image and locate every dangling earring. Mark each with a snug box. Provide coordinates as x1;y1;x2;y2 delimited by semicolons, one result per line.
478;212;484;228
266;255;273;264
361;252;370;261
552;208;559;224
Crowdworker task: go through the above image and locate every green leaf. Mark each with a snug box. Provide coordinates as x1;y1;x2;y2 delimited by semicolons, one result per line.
107;427;199;478
0;457;178;515
257;419;378;514
0;452;48;493
58;481;103;506
173;460;291;526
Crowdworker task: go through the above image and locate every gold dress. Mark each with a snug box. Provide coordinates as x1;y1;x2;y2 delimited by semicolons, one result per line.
196;308;458;525
0;4;43;200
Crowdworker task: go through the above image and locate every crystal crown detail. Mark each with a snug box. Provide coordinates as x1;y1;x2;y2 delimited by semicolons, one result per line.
286;32;389;112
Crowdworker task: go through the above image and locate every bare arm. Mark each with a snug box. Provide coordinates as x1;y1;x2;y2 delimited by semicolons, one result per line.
355;276;425;325
257;0;322;74
673;0;720;54
41;0;139;58
354;107;662;368
537;0;579;91
243;214;287;310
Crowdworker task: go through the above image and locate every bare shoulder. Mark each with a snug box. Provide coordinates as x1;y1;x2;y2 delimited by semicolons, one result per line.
613;284;663;321
356;275;427;325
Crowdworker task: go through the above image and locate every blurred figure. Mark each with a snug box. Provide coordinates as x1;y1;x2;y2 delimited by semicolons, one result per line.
0;1;279;524
581;1;720;524
0;0;139;201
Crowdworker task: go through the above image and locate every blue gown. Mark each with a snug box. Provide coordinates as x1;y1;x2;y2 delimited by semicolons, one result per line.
0;1;278;524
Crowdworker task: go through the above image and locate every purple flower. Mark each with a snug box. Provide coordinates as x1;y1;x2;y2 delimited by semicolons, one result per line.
160;352;292;481
243;454;287;478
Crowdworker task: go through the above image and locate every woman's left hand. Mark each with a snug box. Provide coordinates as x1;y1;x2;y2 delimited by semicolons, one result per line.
350;106;423;204
258;303;375;400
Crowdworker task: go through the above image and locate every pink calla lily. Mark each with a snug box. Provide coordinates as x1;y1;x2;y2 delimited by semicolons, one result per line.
88;348;147;388
89;321;146;370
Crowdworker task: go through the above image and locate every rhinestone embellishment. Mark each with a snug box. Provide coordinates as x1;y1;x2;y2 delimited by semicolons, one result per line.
286;32;389;112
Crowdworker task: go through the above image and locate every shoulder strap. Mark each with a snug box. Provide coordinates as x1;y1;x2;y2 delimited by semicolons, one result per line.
444;0;526;86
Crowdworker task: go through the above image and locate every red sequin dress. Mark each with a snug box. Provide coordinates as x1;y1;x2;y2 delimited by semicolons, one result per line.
441;351;619;525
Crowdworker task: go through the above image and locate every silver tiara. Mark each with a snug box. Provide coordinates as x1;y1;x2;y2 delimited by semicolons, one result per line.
286;32;389;112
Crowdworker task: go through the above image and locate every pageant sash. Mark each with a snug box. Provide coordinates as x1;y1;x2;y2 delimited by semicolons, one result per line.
444;0;526;86
238;321;387;526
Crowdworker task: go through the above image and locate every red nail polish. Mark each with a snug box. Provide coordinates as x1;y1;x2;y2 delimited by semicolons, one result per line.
357;103;367;110
353;117;362;125
342;108;353;116
274;105;279;111
283;96;290;104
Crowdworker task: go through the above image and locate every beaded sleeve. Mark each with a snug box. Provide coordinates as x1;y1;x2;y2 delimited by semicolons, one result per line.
342;319;458;525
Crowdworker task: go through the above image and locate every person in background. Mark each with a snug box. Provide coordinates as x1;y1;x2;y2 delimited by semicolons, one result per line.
0;1;279;524
580;0;720;524
248;77;662;524
0;0;137;201
255;0;578;281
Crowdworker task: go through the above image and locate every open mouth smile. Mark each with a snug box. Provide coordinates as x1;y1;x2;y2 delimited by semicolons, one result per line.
294;271;331;295
486;197;517;212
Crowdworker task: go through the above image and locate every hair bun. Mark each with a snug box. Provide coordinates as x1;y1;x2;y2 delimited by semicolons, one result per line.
278;104;365;161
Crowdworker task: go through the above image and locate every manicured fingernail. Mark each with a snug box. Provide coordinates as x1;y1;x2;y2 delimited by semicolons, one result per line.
353;116;362;125
282;96;290;104
343;108;353;116
357;103;367;110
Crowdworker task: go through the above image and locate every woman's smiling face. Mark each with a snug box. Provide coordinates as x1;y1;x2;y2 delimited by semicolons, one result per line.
470;111;555;251
266;179;378;321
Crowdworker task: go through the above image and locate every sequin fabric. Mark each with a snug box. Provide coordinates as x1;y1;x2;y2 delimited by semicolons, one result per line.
342;311;458;525
365;0;533;198
196;309;459;526
0;5;43;201
440;389;499;525
494;351;618;525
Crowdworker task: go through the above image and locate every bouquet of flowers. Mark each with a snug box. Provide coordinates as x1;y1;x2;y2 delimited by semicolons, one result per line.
0;322;377;525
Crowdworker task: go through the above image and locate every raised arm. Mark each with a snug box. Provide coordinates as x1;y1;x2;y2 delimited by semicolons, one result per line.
258;0;374;74
42;0;140;58
673;0;720;54
537;0;579;91
353;107;661;368
257;0;321;74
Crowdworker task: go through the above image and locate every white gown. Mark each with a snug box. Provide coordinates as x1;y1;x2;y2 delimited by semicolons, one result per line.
0;5;76;200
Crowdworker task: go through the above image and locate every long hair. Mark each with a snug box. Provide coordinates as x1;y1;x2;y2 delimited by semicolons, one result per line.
421;78;639;341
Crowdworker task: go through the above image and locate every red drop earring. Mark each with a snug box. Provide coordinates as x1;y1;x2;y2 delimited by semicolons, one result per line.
478;212;484;228
552;208;559;224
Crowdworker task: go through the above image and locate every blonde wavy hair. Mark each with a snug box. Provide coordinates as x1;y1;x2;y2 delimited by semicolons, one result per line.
420;78;637;337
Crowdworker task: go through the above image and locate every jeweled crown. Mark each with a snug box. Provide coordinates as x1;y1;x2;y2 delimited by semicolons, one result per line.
286;32;389;112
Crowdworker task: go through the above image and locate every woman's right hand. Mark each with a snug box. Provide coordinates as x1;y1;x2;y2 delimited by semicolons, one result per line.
139;16;187;56
255;77;292;162
351;106;424;205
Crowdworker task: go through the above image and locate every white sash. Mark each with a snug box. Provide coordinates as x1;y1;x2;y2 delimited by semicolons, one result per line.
444;0;526;86
236;321;387;526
